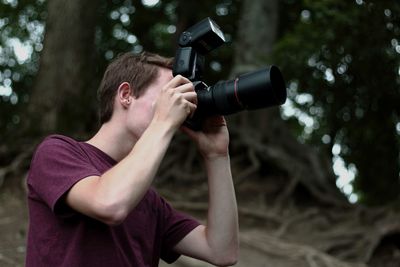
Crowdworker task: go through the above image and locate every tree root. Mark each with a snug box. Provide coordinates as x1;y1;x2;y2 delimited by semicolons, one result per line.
240;231;367;267
164;197;400;266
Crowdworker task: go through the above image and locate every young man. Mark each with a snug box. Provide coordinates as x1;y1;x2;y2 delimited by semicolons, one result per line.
26;52;239;266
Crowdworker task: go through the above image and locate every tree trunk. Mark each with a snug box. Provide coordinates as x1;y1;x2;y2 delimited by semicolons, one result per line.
26;0;99;137
231;0;278;74
229;0;343;205
0;0;100;189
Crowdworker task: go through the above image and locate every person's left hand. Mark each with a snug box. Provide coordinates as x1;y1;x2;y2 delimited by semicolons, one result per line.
181;116;229;160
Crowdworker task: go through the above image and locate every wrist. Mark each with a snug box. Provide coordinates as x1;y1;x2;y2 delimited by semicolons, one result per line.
151;112;178;130
203;154;232;183
203;153;230;165
147;119;176;140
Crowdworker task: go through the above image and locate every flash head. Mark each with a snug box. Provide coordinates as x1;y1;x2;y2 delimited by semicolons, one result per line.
178;17;226;54
173;17;226;80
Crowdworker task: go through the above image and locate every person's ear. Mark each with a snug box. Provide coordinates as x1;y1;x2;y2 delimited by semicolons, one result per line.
117;82;133;109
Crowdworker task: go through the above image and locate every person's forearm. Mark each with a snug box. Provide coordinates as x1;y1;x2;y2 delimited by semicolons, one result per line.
95;121;175;220
204;155;239;260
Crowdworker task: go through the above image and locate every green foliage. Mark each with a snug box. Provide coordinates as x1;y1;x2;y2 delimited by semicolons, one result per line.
275;0;400;205
0;0;46;142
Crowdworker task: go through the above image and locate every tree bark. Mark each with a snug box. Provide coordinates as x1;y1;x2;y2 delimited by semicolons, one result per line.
231;0;278;75
26;0;99;137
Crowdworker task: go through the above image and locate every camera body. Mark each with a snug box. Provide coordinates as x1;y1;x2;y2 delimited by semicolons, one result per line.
173;17;287;130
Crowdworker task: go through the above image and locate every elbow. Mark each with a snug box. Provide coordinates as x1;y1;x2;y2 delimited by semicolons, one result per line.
94;200;129;226
212;247;239;266
102;214;126;226
220;256;239;266
214;255;238;266
226;249;240;266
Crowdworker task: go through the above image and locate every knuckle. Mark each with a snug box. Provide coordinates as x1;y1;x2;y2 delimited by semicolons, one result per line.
165;88;173;97
179;75;190;83
162;87;170;95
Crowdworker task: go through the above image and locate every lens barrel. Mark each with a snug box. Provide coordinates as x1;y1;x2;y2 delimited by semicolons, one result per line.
197;66;287;116
185;66;287;130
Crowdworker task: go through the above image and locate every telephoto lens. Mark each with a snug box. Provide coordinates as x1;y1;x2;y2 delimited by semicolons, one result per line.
186;66;287;130
197;66;286;115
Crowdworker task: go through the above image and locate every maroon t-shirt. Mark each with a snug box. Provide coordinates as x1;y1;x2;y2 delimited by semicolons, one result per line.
26;135;200;267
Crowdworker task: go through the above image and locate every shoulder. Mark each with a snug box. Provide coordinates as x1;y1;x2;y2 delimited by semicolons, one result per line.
28;134;100;187
35;134;81;153
31;134;87;166
39;134;79;148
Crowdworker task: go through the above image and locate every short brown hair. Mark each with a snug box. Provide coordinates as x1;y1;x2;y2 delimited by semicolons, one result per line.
97;51;174;124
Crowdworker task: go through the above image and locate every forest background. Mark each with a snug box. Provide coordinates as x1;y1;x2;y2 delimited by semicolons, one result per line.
0;0;399;266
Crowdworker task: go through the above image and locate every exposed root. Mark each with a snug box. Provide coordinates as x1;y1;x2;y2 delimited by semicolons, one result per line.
240;231;367;267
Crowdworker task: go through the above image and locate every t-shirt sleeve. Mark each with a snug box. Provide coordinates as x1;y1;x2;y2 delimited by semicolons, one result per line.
27;136;101;216
159;196;201;264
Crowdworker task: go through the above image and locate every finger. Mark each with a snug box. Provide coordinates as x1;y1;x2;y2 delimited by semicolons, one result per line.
174;82;195;94
166;75;192;88
187;102;197;114
181;101;197;119
182;91;198;105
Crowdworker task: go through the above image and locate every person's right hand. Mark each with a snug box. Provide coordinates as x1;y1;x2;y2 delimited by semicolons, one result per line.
152;75;197;130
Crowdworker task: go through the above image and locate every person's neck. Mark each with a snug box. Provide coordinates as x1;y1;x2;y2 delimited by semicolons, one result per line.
86;120;137;162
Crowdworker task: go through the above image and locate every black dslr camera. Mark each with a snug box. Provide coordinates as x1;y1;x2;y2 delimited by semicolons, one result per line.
173;17;287;130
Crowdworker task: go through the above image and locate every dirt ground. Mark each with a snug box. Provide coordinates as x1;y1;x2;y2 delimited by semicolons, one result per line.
0;189;27;267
